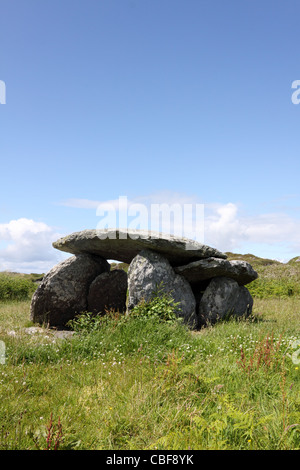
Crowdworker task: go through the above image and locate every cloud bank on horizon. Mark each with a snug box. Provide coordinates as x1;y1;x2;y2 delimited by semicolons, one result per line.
1;192;299;273
0;218;66;273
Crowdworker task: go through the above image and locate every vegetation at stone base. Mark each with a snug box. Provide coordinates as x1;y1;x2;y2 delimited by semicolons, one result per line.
67;286;181;335
0;295;299;450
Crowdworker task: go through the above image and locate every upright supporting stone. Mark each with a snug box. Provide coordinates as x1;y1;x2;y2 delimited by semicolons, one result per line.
198;276;253;326
87;270;128;314
30;254;110;327
127;249;197;328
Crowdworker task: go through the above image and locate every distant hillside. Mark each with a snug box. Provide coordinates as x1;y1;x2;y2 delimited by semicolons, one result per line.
286;256;300;266
226;252;300;298
0;271;44;282
110;262;129;272
225;252;300;279
225;252;281;268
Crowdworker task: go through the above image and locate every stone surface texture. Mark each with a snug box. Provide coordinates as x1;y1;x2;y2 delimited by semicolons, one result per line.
127;249;197;327
198;276;253;325
87;269;127;314
30;253;110;327
174;257;258;285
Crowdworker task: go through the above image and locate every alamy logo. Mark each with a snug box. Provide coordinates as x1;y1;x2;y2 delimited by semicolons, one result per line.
95;196;205;248
0;80;6;104
291;80;300;105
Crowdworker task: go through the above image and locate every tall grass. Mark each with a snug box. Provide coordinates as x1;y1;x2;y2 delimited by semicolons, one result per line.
0;296;299;450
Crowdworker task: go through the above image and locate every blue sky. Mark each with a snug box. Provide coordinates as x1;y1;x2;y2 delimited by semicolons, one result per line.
1;0;300;272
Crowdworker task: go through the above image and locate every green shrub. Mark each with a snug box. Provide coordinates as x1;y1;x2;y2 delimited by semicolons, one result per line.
67;310;123;334
248;278;300;299
68;283;182;335
129;284;182;323
0;274;36;301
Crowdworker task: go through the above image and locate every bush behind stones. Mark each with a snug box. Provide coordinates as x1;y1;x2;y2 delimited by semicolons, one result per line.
0;274;36;301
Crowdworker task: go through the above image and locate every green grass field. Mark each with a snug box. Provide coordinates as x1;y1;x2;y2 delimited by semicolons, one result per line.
0;256;299;450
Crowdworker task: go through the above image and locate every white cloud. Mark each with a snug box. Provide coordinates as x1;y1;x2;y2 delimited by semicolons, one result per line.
0;218;67;273
204;203;242;248
58;194;300;258
204;203;300;259
60;194;299;256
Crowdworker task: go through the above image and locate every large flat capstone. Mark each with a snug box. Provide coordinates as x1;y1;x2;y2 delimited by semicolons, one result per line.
52;228;227;266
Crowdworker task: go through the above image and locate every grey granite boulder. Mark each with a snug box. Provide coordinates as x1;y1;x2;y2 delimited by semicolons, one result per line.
174;257;258;286
198;276;253;326
52;228;227;266
30;254;110;327
127;249;197;328
87;269;128;314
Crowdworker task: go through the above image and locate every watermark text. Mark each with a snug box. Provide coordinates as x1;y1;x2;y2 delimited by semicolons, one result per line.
0;80;6;104
95;196;204;249
291;80;300;104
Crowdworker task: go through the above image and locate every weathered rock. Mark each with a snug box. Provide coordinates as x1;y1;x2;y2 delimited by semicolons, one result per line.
24;326;74;340
174;257;258;286
198;276;253;326
30;254;110;327
52;228;227;266
87;269;127;314
127;249;197;327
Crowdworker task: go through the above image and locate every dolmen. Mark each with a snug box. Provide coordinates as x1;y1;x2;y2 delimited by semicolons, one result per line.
30;229;258;329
